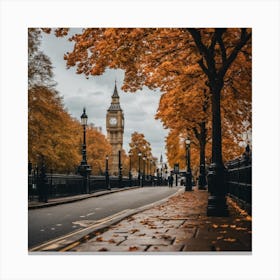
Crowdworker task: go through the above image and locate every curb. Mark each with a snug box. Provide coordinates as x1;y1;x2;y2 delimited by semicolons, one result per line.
28;186;140;210
29;187;184;252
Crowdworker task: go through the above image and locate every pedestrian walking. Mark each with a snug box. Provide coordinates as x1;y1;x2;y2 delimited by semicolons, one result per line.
168;175;174;188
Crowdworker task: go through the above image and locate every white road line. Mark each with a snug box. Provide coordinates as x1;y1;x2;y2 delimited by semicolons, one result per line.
30;209;131;251
86;212;95;217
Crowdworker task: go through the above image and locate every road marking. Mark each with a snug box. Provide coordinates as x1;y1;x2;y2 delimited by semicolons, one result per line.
56;224;62;226
86;212;95;217
60;241;81;252
30;209;131;251
72;220;96;227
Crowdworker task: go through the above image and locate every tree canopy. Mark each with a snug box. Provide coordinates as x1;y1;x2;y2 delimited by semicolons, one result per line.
51;28;251;169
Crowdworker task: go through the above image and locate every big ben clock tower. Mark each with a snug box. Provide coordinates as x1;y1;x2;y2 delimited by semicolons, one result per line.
106;82;124;175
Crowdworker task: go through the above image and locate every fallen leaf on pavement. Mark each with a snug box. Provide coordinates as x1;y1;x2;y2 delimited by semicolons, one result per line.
161;234;171;240
236;227;247;231
98;248;108;251
223;238;236;242
129;246;139;251
220;224;229;228
96;237;103;242
108;239;116;244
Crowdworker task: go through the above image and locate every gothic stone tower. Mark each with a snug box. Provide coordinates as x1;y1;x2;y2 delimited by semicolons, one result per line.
106;82;124;175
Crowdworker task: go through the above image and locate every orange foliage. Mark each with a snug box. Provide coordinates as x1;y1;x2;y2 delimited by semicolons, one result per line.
47;28;251;167
128;132;157;174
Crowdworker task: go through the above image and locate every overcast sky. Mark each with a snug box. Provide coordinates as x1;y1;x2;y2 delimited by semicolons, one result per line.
40;30;169;162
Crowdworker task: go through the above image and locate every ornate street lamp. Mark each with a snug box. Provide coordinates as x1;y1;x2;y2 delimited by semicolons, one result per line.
142;155;146;187
185;138;192;191
138;152;142;186
78;108;92;194
105;155;110;190
128;151;132;187
38;157;48;203
149;159;152;183
164;164;168;184
146;157;149;181
118;150;122;188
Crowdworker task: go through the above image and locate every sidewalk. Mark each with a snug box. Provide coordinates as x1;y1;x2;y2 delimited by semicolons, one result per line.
28;186;139;209
68;188;252;252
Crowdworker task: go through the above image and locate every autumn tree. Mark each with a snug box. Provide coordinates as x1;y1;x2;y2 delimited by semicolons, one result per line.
51;28;251;215
28;28;112;174
54;27;251;150
128;132;155;176
157;66;249;184
28;86;81;172
86;124;112;175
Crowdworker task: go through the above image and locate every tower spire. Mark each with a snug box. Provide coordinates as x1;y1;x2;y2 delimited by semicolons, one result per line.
108;81;122;111
112;80;119;98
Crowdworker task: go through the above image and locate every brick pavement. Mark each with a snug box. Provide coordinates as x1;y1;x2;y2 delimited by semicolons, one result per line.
70;189;252;252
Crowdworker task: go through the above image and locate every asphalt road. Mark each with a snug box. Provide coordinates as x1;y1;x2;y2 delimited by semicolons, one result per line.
28;187;181;249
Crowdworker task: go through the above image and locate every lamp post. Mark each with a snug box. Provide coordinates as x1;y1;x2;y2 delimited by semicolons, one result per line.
118;150;122;188
142;155;146;187
164;164;168;184
128;151;132;187
149;159;152;184
105;155;110;190
146;157;149;182
78;108;92;194
138;152;142;186
38;157;48;203
185;138;192;191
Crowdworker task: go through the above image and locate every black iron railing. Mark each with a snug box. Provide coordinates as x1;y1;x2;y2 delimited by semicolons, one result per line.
28;173;158;201
225;151;252;214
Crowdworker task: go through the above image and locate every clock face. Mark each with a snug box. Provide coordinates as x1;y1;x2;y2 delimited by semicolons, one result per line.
109;117;117;125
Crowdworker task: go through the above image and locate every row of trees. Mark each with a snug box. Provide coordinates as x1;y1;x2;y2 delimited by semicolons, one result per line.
29;28;158;175
50;28;251;176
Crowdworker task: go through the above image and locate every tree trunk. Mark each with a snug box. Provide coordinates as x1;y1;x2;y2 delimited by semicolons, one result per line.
199;122;206;168
206;79;228;216
198;122;207;189
210;83;223;166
